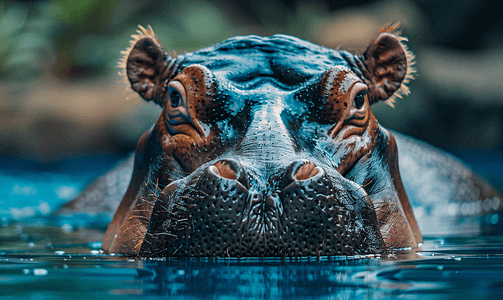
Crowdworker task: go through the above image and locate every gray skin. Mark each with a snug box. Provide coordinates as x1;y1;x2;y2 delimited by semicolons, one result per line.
59;29;503;257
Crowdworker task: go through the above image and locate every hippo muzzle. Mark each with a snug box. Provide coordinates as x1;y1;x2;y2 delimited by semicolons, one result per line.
102;25;421;257
140;154;383;257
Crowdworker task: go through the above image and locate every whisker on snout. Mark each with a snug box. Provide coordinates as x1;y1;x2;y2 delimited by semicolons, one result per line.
133;209;153;213
373;202;397;209
128;215;150;221
123;223;147;234
367;186;387;196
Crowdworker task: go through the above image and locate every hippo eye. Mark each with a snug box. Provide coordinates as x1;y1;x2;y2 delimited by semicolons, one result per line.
169;87;182;108
353;89;367;110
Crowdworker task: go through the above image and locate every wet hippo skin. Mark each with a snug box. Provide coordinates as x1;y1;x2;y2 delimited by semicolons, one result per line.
60;25;503;257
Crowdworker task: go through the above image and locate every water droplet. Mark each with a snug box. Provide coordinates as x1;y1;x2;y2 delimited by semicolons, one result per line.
492;197;500;210
61;223;73;233
491;214;499;225
33;269;48;276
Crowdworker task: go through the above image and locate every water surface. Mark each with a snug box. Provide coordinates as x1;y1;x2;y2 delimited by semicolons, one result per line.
1;218;503;300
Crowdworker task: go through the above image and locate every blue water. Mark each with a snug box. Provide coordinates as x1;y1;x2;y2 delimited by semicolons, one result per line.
2;153;503;299
0;154;123;220
2;229;503;299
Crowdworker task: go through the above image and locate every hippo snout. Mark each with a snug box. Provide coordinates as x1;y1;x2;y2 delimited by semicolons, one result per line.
139;159;384;257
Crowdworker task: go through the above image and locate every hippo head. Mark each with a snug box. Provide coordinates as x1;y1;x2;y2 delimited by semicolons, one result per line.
102;24;420;257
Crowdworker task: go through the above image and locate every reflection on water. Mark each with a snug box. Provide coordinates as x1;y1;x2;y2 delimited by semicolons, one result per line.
1;218;503;299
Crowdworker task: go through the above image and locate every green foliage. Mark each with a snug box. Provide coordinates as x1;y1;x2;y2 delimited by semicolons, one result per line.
0;0;408;80
0;0;244;79
0;2;55;79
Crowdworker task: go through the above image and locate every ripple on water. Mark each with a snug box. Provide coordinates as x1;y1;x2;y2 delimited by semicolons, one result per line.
1;220;503;299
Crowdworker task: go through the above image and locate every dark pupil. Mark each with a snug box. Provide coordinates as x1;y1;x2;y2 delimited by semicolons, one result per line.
170;90;182;107
354;93;365;109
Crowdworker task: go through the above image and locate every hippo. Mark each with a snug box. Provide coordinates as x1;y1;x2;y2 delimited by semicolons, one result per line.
61;25;503;257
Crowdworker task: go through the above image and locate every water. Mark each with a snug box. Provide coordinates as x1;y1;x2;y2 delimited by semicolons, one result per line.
2;222;503;299
2;154;503;299
0;154;123;220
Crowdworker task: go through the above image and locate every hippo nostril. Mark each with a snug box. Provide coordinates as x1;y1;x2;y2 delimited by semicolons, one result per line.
285;161;324;182
296;166;324;182
294;162;319;181
209;159;249;188
212;160;238;180
282;160;326;188
208;165;223;177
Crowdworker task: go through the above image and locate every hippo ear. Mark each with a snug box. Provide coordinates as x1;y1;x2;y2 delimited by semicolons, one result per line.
342;24;415;106
119;26;183;106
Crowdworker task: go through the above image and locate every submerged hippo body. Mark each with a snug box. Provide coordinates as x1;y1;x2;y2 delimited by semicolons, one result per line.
62;25;503;257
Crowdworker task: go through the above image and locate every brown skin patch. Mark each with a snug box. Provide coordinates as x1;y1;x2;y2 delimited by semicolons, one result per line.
103;65;223;254
357;126;420;248
316;67;373;177
315;65;421;248
382;131;422;245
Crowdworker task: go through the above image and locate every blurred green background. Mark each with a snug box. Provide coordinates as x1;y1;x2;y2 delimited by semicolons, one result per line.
1;0;502;164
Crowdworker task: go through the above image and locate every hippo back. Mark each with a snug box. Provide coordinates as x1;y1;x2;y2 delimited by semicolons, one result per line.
394;132;503;236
